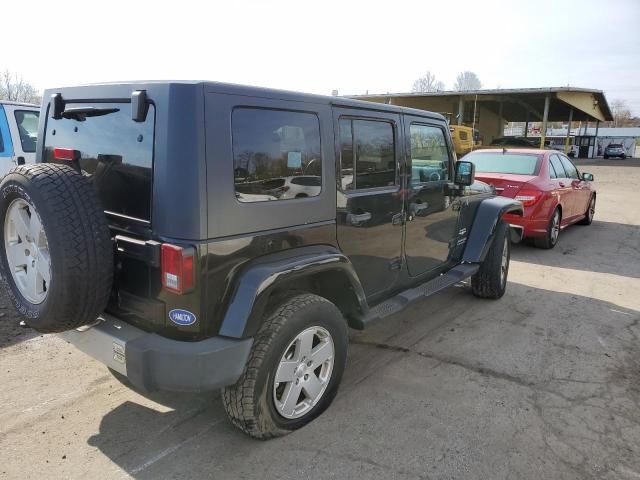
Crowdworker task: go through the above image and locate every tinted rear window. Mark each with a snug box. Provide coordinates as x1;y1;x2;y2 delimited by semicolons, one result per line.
291;176;321;186
467;152;541;175
43;102;155;221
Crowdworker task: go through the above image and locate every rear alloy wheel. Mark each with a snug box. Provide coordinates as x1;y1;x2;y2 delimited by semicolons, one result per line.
222;293;348;439
534;208;560;249
273;326;335;419
578;196;596;225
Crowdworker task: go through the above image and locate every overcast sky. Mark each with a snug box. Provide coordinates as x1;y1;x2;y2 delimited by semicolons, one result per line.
3;0;639;114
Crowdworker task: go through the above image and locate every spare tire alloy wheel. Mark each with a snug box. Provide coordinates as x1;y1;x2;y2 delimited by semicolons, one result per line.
0;164;113;333
4;198;51;304
273;326;335;419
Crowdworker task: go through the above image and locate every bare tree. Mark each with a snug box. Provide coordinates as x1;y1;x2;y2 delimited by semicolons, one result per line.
0;70;41;104
453;71;482;91
411;71;445;93
610;99;632;128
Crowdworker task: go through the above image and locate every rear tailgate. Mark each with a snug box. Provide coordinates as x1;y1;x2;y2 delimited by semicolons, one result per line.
41;101;170;335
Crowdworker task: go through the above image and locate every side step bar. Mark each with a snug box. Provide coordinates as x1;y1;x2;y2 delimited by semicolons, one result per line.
358;264;479;328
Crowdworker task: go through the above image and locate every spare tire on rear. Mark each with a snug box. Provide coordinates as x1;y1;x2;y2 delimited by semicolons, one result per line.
0;164;113;333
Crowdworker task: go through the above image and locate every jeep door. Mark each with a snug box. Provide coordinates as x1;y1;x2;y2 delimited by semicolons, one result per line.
333;108;403;299
402;117;458;277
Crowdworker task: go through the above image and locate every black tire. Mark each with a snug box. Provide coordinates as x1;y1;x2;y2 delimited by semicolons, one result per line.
578;195;596;225
621;154;626;160
471;221;510;299
0;164;113;333
533;208;561;249
604;155;609;159
222;293;348;439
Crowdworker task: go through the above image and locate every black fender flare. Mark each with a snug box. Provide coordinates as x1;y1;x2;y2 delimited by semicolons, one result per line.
462;197;523;263
218;246;367;338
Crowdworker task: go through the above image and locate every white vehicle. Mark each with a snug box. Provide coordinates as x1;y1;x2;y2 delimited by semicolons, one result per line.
279;175;322;199
0;101;40;177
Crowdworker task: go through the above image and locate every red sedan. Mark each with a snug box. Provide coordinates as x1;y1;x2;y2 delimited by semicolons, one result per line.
465;148;596;248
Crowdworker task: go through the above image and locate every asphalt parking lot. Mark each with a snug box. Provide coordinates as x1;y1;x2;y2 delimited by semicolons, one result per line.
1;158;639;480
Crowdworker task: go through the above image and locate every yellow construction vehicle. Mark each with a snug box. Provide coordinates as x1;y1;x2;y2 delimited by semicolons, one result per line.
449;124;481;158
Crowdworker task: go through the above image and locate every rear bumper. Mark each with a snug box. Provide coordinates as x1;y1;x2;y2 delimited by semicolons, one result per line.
503;212;548;238
59;314;253;392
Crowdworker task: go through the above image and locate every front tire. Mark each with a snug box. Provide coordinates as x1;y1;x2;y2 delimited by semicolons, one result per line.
471;220;510;299
222;293;348;439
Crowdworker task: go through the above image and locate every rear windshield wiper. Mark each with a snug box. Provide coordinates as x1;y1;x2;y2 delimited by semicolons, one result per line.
61;107;120;121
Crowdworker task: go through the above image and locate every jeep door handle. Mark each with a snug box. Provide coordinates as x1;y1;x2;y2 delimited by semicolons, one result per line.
410;202;429;216
347;212;372;226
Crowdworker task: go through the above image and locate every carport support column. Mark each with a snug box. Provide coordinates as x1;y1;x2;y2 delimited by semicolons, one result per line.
457;96;464;125
498;100;503;137
564;107;573;154
540;94;550;149
594;120;600;158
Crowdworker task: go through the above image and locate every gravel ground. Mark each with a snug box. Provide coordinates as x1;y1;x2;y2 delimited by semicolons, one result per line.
0;158;639;480
0;290;35;349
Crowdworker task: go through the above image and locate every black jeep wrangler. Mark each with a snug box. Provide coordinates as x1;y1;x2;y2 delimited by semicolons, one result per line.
0;81;522;439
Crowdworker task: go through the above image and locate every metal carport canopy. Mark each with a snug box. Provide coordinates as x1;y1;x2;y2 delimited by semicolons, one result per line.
350;87;613;149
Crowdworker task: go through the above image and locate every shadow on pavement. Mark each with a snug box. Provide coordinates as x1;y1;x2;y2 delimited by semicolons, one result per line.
512;219;640;279
86;282;640;480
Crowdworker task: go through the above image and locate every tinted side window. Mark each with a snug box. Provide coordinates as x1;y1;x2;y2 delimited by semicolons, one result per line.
559;156;579;179
459;130;468;141
409;124;450;184
339;119;396;190
549;155;566;178
548;158;558;179
14;110;39;153
232;108;321;202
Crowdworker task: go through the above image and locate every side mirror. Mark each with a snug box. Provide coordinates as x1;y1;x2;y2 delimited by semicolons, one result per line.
454;160;475;186
582;172;594;181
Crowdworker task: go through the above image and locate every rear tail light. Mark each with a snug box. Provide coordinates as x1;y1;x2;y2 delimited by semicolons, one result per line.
53;148;79;161
161;244;195;294
515;189;543;207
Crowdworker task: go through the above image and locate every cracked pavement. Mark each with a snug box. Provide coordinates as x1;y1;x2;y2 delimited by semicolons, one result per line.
1;158;639;479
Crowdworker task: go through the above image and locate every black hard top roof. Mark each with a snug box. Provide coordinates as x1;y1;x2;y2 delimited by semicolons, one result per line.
44;80;446;122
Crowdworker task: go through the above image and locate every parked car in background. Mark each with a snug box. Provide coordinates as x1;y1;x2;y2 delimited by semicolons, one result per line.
489;136;537;148
0;101;39;177
465;148;596;248
604;143;626;159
